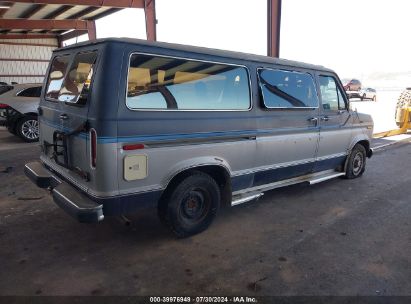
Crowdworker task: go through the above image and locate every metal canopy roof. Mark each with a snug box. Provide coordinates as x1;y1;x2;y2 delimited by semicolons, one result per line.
0;0;154;45
0;0;280;57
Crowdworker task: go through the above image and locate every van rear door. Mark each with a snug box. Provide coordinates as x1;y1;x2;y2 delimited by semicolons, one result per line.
41;51;98;183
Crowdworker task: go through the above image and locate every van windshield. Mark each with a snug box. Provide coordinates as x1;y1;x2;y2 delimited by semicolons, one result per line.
45;52;97;105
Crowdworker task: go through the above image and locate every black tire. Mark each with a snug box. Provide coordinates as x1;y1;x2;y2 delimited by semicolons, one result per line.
159;172;220;238
361;94;366;101
345;144;366;179
16;115;39;142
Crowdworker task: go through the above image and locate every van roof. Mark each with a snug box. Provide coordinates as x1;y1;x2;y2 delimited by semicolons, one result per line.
55;37;334;73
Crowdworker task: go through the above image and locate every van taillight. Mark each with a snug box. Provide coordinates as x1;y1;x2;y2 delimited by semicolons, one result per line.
90;128;97;168
0;103;8;109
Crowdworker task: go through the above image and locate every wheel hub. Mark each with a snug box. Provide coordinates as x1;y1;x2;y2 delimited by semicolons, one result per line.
182;190;205;219
21;119;39;140
352;153;363;175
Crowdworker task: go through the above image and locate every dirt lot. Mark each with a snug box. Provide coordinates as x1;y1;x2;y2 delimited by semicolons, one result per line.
0;128;410;296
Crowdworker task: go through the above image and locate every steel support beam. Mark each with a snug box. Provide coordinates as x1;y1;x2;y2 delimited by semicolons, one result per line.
0;18;90;30
144;0;156;41
87;20;96;40
0;9;8;17
7;0;144;8
0;33;56;39
267;0;282;57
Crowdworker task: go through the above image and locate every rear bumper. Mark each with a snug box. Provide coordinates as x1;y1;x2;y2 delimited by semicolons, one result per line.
24;161;104;223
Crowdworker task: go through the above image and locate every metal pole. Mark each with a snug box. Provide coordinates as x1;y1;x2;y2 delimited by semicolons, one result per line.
144;0;157;41
267;0;282;57
87;20;97;40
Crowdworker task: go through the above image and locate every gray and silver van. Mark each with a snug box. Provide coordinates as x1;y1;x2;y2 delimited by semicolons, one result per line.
25;38;373;237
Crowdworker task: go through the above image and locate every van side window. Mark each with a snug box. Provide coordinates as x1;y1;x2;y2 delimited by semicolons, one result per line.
126;54;251;110
45;52;97;105
258;69;319;108
319;76;347;111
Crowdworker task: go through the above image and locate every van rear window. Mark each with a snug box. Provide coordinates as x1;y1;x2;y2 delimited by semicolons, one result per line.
45;52;97;105
126;54;250;110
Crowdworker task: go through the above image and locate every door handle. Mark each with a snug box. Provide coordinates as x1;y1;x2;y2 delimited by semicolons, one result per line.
59;113;69;120
321;116;330;121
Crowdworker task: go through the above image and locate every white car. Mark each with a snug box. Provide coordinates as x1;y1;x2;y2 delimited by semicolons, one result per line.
360;88;377;101
0;83;42;142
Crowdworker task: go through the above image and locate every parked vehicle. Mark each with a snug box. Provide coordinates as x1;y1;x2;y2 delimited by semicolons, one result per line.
342;78;362;91
360;88;377;101
346;91;361;100
0;83;42;142
25;38;374;237
0;84;13;95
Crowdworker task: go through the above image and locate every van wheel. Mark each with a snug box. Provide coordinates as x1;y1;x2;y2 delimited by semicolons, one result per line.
17;115;39;142
160;172;220;238
345;144;366;179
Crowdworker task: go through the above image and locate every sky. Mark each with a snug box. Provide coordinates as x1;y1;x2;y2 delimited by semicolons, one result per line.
69;0;411;88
